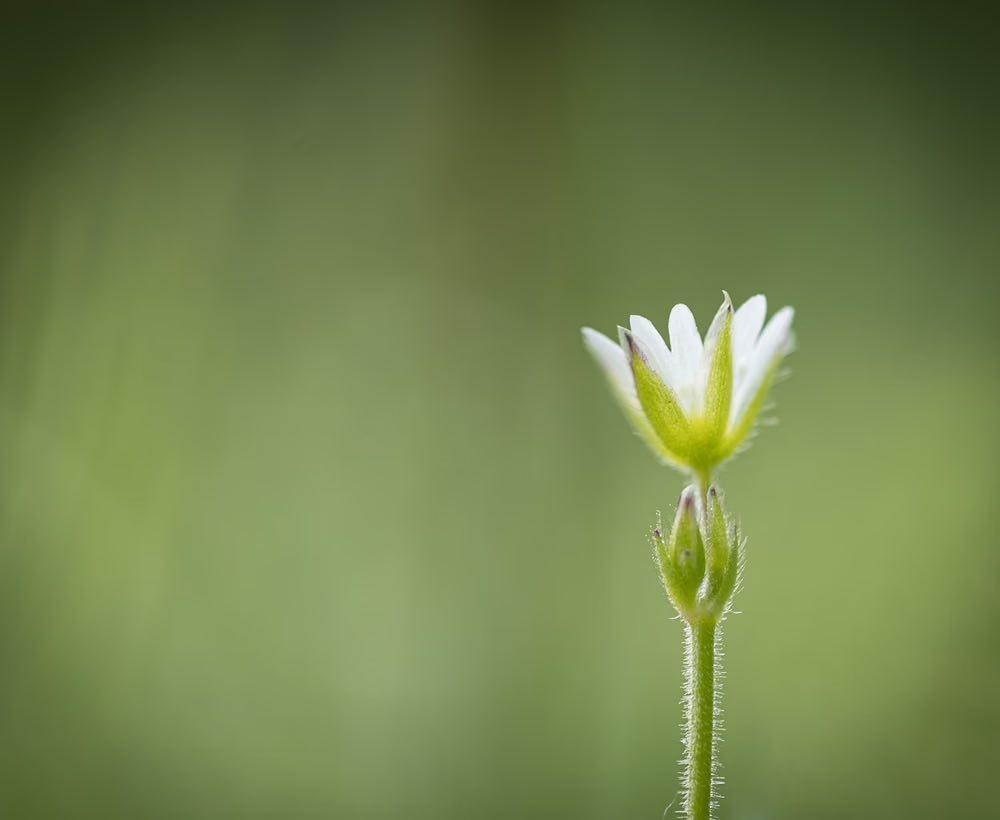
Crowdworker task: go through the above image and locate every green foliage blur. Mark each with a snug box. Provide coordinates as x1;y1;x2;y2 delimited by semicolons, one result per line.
2;3;998;818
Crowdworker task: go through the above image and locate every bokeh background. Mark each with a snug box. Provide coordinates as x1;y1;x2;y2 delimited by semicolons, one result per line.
2;3;999;818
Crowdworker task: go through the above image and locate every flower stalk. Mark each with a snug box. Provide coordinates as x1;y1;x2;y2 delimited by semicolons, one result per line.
685;619;717;820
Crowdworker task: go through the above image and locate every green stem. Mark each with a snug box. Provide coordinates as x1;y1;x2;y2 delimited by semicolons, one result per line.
684;619;718;820
695;472;711;509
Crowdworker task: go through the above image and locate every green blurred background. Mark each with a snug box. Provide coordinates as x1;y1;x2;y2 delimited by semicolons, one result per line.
2;3;998;818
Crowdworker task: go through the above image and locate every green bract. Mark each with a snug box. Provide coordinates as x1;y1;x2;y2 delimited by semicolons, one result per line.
582;292;794;479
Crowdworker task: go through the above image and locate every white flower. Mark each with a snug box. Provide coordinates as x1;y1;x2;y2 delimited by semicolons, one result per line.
582;292;794;477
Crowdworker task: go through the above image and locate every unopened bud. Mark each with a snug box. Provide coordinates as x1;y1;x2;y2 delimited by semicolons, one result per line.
656;486;706;616
655;484;742;623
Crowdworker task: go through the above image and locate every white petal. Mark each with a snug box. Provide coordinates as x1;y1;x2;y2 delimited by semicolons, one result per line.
581;327;639;408
668;304;703;413
702;292;733;362
732;294;766;362
629;314;676;390
730;306;794;426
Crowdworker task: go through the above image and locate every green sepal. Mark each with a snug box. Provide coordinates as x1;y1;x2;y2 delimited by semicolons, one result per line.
714;525;742;615
705;486;730;576
656;487;705;615
701;293;734;448
620;328;692;464
701;486;739;617
653;524;680;606
720;357;781;461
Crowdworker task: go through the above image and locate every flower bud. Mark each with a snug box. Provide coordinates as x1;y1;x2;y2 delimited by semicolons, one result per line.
654;484;742;623
655;486;705;615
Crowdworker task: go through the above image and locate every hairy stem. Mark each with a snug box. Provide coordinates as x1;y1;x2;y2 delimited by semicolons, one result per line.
684;620;718;820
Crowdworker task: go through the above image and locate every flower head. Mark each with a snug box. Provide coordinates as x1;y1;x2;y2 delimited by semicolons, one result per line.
582;292;794;478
